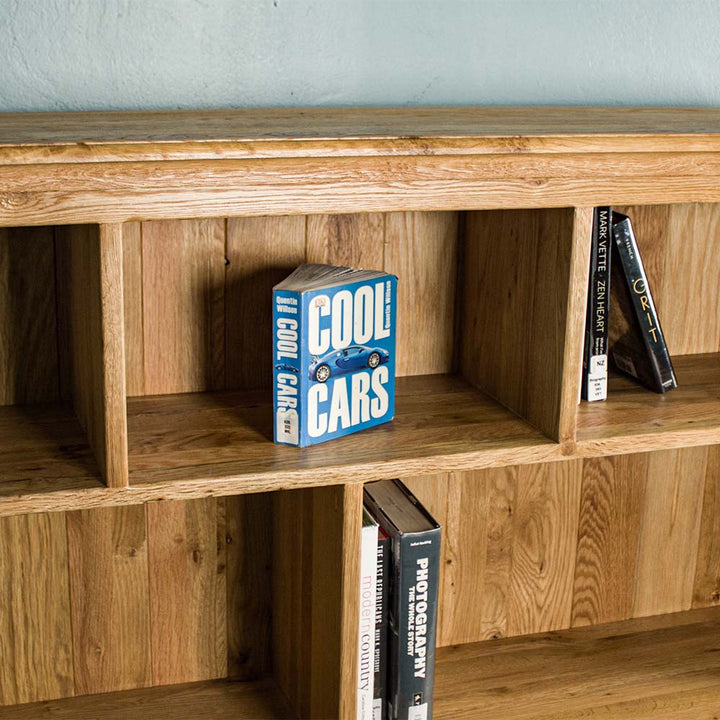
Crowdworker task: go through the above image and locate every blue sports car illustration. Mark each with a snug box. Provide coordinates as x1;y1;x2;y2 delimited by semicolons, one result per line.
309;345;390;383
275;363;300;374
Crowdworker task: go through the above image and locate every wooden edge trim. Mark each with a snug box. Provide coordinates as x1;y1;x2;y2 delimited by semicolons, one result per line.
557;207;593;450
99;223;129;487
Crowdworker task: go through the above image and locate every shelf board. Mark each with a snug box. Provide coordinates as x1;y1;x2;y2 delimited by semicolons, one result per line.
10;607;718;719
5;107;720;165
0;678;290;719
0;403;103;499
434;606;720;720
4;355;718;518
126;374;559;496
577;352;720;456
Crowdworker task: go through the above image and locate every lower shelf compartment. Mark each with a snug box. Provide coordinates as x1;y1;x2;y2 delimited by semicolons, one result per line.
5;609;719;719
0;678;291;719
434;606;720;719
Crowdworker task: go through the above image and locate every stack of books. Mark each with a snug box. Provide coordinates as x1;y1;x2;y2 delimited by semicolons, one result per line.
359;479;441;720
582;208;677;400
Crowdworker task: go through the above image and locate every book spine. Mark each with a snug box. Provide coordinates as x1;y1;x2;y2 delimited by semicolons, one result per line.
612;214;677;393
358;521;379;720
273;289;303;445
373;532;391;720
391;528;441;720
582;206;611;401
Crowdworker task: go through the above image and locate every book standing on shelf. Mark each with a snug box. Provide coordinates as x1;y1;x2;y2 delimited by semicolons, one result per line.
358;510;380;720
373;525;391;720
609;212;677;393
273;264;397;447
582;206;611;401
365;480;441;720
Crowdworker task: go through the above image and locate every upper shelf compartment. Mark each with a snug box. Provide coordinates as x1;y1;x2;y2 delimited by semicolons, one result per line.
0;224;127;508
4;107;720;226
124;208;584;496
577;202;720;454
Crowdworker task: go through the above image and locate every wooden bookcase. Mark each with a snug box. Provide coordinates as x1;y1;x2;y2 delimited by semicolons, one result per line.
1;108;720;718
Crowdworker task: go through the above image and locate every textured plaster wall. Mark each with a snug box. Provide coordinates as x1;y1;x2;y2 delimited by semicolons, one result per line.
1;0;720;112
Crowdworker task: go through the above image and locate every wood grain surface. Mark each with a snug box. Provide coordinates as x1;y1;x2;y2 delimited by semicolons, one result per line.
140;219;226;395
407;444;717;647
4;110;720;717
225;494;273;681
633;448;707;617
126;374;557;490
147;498;227;686
0;513;74;706
693;444;720;609
66;506;151;694
0;679;291;719
273;484;362;720
614;203;720;356
8;153;720;226
433;606;720;720
386;212;459;376
571;454;646;626
225;215;305;390
55;224;128;488
4;107;720;163
407;461;583;645
576;353;720;454
3;351;720;517
0;227;59;405
460;208;580;442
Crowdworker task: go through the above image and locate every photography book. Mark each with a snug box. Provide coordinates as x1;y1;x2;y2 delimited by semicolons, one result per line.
609;212;677;393
364;480;441;720
273;264;397;447
582;207;611;401
358;509;379;720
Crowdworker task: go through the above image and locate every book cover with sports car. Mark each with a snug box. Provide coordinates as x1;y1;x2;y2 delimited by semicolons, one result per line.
273;264;397;447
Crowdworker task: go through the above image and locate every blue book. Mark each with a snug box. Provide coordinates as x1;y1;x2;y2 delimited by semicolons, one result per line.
273;264;397;447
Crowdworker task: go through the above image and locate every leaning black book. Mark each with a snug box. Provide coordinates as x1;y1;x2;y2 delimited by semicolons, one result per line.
609;212;677;393
364;480;441;720
582;207;611;401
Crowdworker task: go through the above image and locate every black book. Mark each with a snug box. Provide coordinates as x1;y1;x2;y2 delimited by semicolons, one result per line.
373;525;391;720
364;480;441;720
582;207;611;401
609;212;677;393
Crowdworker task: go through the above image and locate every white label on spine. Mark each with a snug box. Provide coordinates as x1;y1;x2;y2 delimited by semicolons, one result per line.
586;354;608;402
357;521;378;720
275;408;299;444
408;704;428;720
372;699;382;720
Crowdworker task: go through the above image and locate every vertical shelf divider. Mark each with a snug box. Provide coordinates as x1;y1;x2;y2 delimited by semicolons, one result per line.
557;206;594;450
459;207;591;446
272;482;362;720
56;223;128;488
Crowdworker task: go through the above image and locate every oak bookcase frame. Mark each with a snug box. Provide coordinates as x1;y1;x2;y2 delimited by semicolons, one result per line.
1;108;720;718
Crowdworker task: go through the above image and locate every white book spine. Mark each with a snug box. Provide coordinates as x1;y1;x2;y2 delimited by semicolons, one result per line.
357;517;378;720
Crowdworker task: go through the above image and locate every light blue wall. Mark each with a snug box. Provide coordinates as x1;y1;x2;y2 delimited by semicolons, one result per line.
1;0;719;112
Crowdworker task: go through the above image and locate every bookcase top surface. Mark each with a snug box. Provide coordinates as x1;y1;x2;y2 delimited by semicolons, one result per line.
2;106;720;164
